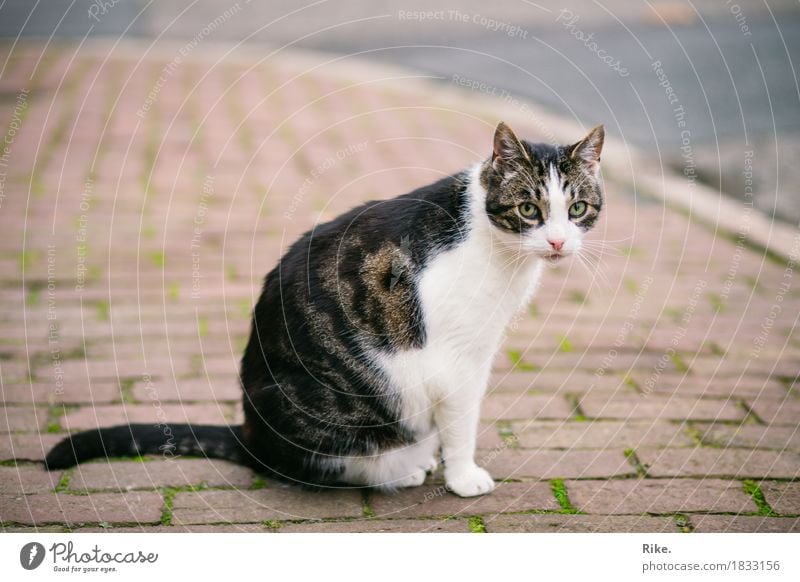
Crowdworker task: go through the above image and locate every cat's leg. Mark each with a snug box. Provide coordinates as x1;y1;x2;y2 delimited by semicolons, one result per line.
341;432;440;490
434;381;495;497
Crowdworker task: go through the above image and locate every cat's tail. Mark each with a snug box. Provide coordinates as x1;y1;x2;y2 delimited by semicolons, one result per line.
45;424;247;470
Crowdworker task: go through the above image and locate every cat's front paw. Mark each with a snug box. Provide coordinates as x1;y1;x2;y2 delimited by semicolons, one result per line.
445;465;495;497
395;468;426;488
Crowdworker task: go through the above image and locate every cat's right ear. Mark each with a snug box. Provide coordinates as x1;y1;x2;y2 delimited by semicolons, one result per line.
492;122;528;174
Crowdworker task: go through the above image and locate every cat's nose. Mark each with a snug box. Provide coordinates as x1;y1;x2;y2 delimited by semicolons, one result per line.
547;239;565;251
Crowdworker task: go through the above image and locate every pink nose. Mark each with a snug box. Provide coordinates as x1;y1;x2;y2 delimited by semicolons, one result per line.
548;239;565;251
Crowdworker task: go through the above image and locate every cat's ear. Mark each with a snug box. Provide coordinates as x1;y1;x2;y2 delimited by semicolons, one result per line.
492;121;528;173
570;125;604;174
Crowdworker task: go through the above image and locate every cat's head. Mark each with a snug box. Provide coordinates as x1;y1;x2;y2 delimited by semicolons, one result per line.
481;122;604;262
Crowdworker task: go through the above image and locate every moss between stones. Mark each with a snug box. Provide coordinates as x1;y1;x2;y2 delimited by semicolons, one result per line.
468;516;486;533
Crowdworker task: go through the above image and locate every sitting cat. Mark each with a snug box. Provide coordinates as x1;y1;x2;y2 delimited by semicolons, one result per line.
47;121;604;497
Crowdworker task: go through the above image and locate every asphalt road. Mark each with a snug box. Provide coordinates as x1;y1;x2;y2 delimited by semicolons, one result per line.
2;0;798;223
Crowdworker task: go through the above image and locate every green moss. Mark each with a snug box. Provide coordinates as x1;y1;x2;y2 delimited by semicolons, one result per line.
168;282;180;301
468;516;486;533
225;263;238;281
707;293;724;313
119;378;136;404
197;315;209;338
261;519;280;530
54;472;71;493
361;493;376;519
149;251;165;268
624;278;640;294
550;479;579;514
674;513;692;533
669;352;690;373
19;249;41;272
95;299;109;321
46;421;61;434
507;349;538;372
623;448;648;477
622;375;641;393
27;286;41;306
557;334;573;353
742;480;777;516
703;341;725;356
567;290;587;305
160;488;176;526
565;394;587;422
250;476;269;490
497;421;517;447
683;424;704;446
236;299;251;319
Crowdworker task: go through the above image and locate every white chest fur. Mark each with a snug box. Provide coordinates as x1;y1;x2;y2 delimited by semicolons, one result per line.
377;166;544;435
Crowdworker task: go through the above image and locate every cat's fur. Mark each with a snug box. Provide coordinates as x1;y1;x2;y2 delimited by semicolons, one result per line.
47;122;604;497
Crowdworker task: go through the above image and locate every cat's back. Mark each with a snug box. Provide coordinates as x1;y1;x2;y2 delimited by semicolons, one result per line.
286;171;471;267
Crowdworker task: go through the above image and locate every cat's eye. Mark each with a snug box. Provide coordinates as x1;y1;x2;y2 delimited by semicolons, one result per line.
569;201;587;218
518;202;539;218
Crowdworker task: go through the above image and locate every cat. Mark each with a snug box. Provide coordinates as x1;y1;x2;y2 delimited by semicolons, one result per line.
46;121;604;497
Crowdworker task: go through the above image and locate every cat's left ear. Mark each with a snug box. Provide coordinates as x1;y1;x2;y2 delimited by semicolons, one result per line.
570;125;604;175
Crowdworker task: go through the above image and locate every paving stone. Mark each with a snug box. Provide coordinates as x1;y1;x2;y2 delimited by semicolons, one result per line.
690;515;800;533
578;394;744;421
0;434;62;461
477;423;504;449
759;482;800;516
131;377;241;402
0;465;61;494
278;518;470;533
0;492;163;525
748;397;800;426
0;407;48;432
485;513;678;533
694;423;800;451
61;404;232;430
484;449;636;480
371;481;558;519
171;487;363;524
481;394;572;420
76;524;268;533
1;382;122;405
69;459;256;491
511;420;693;449
641;448;800;479
566;478;755;514
636;374;788;399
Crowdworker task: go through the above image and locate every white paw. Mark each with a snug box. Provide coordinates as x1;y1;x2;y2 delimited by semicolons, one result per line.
395;468;426;488
420;456;439;474
445;465;495;497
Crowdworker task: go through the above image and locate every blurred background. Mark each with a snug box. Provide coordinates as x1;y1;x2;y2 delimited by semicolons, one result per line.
1;0;799;224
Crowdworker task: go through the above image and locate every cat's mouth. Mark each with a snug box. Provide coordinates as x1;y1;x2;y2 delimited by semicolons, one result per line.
542;252;565;262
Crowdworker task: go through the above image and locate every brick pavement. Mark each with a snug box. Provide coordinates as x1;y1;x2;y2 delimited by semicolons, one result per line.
0;42;798;533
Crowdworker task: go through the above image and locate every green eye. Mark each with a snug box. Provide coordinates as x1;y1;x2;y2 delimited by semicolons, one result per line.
519;202;539;218
569;201;587;218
